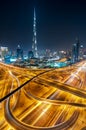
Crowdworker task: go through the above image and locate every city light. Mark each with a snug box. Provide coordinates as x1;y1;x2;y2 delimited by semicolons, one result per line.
0;1;86;130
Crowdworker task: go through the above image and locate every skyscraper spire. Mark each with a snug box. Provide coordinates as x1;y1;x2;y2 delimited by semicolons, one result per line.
32;8;38;58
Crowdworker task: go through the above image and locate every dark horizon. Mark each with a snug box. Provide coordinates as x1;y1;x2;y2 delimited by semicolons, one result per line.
0;0;86;51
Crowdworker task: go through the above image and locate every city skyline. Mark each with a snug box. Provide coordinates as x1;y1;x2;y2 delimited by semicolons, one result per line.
0;1;86;129
0;0;86;51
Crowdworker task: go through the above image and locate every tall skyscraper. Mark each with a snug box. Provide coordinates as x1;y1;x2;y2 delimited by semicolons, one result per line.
32;8;38;58
72;38;80;63
79;44;84;59
16;45;23;60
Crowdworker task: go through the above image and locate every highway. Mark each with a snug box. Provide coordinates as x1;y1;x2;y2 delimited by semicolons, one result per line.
0;61;86;129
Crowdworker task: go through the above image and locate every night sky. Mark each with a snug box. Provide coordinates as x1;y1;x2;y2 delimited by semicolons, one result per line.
0;0;86;51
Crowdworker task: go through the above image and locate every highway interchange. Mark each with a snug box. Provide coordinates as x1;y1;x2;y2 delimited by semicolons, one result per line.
0;61;86;130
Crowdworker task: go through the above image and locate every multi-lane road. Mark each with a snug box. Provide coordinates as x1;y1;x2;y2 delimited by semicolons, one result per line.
0;61;86;130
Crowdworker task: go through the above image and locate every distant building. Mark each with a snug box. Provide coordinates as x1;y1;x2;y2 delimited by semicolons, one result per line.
83;49;86;59
66;49;72;58
0;46;8;59
28;51;34;59
45;49;51;58
79;44;84;59
59;50;67;58
16;45;23;60
72;38;80;63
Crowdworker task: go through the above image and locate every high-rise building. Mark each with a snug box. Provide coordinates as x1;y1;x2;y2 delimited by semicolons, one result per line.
79;44;84;59
32;8;38;58
0;46;8;58
72;38;80;63
16;45;23;60
28;50;34;59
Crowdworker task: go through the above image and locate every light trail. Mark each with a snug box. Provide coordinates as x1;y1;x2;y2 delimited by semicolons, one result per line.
0;61;86;129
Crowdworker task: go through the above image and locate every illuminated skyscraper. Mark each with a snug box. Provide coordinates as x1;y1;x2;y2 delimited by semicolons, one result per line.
16;45;23;60
72;38;80;63
0;46;8;58
79;44;84;59
32;8;38;58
